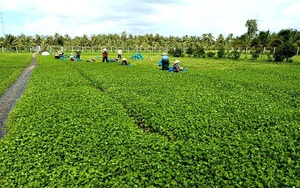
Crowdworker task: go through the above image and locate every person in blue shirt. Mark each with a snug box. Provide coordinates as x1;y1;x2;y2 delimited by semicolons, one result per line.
161;52;170;70
172;60;181;72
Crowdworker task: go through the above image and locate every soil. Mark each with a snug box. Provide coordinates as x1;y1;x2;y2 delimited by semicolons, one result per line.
0;53;36;139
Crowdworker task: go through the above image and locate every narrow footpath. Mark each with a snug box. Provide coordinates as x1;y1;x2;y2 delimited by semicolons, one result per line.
0;53;37;139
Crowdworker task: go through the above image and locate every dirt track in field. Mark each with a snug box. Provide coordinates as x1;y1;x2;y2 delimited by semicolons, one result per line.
0;53;36;139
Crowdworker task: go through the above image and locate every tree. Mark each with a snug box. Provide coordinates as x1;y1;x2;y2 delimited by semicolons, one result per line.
53;33;64;46
256;30;274;52
245;19;258;38
0;34;19;51
215;34;226;49
238;34;252;57
202;33;215;50
18;34;34;52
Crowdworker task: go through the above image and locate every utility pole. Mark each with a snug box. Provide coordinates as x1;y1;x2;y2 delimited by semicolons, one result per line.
0;12;4;52
1;12;5;36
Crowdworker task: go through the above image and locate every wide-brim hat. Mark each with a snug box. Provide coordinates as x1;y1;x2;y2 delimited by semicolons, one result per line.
103;48;107;51
122;58;126;60
174;60;180;64
162;52;167;56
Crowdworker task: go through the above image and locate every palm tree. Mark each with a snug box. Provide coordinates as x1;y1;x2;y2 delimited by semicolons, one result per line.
215;34;226;49
277;29;300;55
225;33;234;50
33;34;42;47
53;32;64;46
0;34;19;51
234;33;251;57
202;33;215;50
90;34;100;51
252;30;278;54
63;34;72;46
18;34;34;52
40;37;50;52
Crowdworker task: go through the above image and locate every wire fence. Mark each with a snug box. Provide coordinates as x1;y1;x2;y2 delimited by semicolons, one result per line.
0;46;173;53
1;46;299;56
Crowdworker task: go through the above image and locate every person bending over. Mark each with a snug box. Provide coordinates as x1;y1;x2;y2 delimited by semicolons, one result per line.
161;52;170;70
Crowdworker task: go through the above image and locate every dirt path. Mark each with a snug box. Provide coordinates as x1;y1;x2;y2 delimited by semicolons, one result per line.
0;53;37;139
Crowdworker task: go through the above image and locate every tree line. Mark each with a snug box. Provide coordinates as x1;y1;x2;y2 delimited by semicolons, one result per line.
1;19;300;62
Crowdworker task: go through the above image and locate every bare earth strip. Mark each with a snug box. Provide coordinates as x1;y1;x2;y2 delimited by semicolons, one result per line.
0;53;36;139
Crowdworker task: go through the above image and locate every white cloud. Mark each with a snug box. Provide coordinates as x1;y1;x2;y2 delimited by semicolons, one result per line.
0;0;299;38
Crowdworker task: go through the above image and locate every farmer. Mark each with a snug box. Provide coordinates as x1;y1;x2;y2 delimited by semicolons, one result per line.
70;53;76;61
54;53;60;59
102;49;108;62
161;52;169;70
76;50;81;59
117;48;122;59
58;51;63;57
171;60;181;72
87;58;95;62
121;58;128;65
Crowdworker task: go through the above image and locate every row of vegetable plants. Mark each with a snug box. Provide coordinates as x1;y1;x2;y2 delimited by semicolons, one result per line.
71;54;300;186
0;55;221;187
0;53;299;187
0;53;31;96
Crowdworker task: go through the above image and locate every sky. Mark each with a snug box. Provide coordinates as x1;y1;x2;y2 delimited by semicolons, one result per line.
0;0;299;38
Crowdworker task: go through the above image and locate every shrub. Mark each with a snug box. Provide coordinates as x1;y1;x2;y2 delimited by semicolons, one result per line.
217;46;225;58
169;48;183;57
206;52;216;58
273;43;297;62
267;54;273;62
227;50;241;60
186;46;194;57
251;50;260;60
194;46;205;58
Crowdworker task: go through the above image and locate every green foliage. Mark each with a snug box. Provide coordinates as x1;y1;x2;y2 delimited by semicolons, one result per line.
227;50;241;59
206;51;215;58
251;49;261;60
273;50;285;62
267;54;273;62
185;44;206;58
274;43;297;62
193;46;205;58
169;48;183;57
217;46;226;58
0;53;300;187
0;53;32;95
186;46;194;57
245;19;258;38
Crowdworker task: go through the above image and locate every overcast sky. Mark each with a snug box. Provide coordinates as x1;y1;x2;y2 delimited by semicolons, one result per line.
0;0;299;38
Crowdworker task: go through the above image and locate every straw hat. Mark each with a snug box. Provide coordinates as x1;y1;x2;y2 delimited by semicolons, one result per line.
162;52;167;56
174;60;180;64
122;58;126;61
103;48;107;51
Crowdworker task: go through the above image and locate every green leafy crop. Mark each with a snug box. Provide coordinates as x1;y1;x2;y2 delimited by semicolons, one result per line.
0;53;299;187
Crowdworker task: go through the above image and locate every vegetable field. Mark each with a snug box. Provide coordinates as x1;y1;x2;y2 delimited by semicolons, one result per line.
0;53;299;187
0;53;31;96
